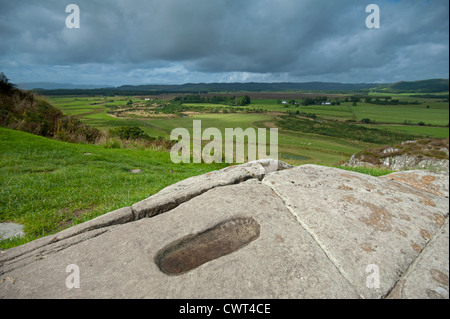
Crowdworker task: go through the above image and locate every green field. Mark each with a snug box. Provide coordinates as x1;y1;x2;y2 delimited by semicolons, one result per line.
351;103;449;126
48;94;449;166
364;124;449;139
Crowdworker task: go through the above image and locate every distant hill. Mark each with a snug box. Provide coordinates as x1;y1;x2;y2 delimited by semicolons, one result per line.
18;82;113;90
380;79;449;93
115;82;378;92
29;79;449;96
33;82;379;96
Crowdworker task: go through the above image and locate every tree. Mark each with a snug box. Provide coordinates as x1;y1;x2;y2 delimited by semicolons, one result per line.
236;95;251;106
0;72;15;93
0;72;8;83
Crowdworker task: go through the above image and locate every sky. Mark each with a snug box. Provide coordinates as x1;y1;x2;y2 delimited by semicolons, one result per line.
0;0;448;86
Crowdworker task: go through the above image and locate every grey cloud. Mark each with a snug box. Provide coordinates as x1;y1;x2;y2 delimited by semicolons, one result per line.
0;0;448;85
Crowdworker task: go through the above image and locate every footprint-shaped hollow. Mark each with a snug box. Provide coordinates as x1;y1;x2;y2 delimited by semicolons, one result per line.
155;217;261;275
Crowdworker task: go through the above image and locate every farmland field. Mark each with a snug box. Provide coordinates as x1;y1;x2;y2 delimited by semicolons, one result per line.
47;93;449;166
367;125;449;139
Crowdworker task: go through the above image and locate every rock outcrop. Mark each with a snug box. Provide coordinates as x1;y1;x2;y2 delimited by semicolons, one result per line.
0;160;448;299
346;139;449;173
0;223;25;241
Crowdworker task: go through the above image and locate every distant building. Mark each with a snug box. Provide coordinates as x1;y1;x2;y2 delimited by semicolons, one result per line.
322;101;332;105
281;100;288;105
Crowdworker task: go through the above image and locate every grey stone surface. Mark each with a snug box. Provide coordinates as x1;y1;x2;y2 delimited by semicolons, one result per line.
0;223;25;240
0;161;448;299
0;182;359;299
388;220;449;299
131;159;292;219
262;165;448;299
381;170;450;198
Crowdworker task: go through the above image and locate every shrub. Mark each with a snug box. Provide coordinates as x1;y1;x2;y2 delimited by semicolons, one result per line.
0;72;15;94
0;81;102;144
104;139;121;149
110;126;150;140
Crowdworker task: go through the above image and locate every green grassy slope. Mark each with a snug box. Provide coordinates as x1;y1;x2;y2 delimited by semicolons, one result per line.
0;127;227;248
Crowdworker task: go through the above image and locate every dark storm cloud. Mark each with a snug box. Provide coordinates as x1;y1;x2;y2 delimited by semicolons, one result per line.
0;0;448;84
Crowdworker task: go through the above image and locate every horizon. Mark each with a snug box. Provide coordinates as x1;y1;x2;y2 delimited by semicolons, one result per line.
16;78;450;91
1;1;449;86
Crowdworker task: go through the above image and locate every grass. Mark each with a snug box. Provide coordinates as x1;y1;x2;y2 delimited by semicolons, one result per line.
366;125;449;139
351;103;449;126
0;127;227;249
333;165;394;177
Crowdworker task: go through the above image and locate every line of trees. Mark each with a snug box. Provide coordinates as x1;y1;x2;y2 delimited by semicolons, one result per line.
364;97;420;105
173;95;251;106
